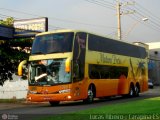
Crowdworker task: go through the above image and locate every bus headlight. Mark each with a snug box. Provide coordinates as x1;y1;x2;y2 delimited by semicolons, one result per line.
28;90;37;94
59;89;71;94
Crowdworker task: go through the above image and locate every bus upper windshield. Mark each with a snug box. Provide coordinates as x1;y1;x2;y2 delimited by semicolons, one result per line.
31;32;74;54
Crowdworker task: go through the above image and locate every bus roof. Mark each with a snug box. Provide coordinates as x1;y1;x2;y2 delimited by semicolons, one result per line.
36;29;114;40
36;29;80;36
36;29;146;48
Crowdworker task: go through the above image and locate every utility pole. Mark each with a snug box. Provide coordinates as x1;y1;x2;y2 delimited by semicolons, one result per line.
117;0;121;40
116;0;135;40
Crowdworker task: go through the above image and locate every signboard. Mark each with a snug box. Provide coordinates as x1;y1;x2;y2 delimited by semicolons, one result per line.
14;17;48;38
0;25;14;39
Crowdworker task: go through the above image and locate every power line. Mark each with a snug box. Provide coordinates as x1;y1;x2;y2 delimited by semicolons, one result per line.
49;16;116;29
0;14;8;20
121;0;160;33
129;2;160;29
126;14;160;37
84;0;115;10
129;14;160;32
134;1;160;28
122;6;160;32
134;7;160;31
0;7;42;20
107;31;117;38
136;11;160;30
100;0;115;6
136;2;160;22
0;13;21;20
48;24;65;30
0;7;116;30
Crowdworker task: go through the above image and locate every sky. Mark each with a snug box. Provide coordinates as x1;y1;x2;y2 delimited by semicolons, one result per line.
0;0;160;43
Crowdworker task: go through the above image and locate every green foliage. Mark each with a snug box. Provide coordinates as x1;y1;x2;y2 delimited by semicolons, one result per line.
0;17;31;60
10;38;33;48
0;40;30;85
0;17;14;26
0;17;33;85
0;45;28;61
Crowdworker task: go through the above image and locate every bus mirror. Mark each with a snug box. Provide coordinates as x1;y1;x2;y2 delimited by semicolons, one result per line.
18;60;27;76
65;59;71;73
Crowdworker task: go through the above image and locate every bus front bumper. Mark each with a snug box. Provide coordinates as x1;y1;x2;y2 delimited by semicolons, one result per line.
27;93;73;102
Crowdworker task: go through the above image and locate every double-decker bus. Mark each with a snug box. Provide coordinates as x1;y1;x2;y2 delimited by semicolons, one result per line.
19;29;148;105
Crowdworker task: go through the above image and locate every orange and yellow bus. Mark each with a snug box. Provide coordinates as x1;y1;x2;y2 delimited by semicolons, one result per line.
19;29;148;105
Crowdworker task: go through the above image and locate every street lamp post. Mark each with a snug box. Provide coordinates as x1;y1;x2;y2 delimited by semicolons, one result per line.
124;17;148;38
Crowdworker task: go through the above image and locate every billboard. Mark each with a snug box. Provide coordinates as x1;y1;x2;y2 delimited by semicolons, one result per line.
0;25;14;39
14;17;48;38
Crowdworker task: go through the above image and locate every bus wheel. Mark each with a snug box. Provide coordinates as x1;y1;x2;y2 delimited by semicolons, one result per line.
49;101;60;106
134;85;140;97
84;87;94;103
128;85;135;97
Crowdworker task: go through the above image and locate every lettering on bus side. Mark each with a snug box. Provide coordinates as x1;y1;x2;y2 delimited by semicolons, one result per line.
100;53;122;64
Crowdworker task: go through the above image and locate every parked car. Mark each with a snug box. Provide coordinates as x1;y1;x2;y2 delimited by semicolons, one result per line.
148;79;154;89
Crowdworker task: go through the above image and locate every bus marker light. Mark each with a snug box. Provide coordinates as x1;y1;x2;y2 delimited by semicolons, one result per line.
65;59;71;72
28;97;32;100
67;95;72;99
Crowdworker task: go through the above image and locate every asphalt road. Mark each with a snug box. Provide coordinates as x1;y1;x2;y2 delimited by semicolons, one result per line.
0;87;160;120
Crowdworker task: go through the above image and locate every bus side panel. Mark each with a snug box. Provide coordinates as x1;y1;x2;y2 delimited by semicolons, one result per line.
142;63;148;92
69;78;89;101
118;75;130;95
141;76;148;92
132;58;148;93
92;79;118;97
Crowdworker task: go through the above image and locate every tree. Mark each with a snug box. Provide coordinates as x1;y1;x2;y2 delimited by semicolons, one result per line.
0;17;14;26
0;17;32;85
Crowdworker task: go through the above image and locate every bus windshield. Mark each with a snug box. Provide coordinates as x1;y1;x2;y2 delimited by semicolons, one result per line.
28;59;71;86
31;32;74;54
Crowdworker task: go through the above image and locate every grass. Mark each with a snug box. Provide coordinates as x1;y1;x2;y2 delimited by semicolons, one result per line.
37;97;160;120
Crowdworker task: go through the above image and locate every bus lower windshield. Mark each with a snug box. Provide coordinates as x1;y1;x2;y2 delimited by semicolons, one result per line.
28;59;71;86
31;32;74;54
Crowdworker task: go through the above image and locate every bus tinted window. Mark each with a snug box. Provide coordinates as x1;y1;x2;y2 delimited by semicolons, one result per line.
89;64;128;79
88;34;147;58
31;32;74;54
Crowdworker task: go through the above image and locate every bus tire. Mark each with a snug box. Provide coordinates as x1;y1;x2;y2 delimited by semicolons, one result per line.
83;86;95;103
134;84;140;97
49;101;60;106
128;84;135;97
